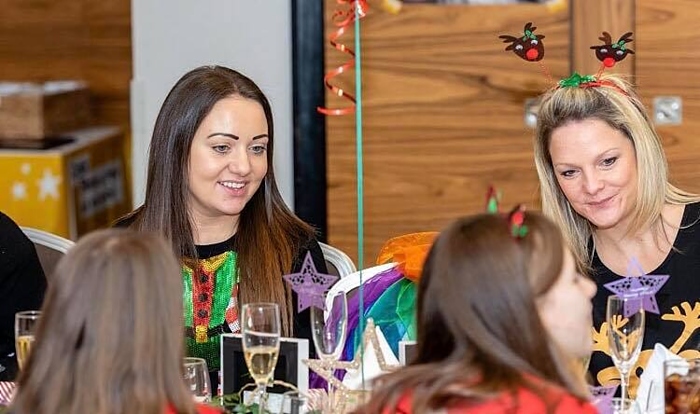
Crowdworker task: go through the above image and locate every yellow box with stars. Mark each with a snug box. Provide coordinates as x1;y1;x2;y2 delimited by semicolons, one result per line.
0;126;131;239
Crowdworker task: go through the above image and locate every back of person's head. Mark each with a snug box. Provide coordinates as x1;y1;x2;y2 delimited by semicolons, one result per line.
12;228;196;414
358;211;589;413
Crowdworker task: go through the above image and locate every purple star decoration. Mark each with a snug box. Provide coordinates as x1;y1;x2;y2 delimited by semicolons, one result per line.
590;384;618;414
604;258;669;317
283;252;338;312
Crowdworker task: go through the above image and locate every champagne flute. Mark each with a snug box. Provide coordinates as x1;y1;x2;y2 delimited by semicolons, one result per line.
183;357;212;403
310;291;348;412
15;310;41;370
606;295;645;403
242;303;281;412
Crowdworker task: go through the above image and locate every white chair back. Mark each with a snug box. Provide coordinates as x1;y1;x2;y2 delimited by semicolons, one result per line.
20;227;74;277
319;242;357;278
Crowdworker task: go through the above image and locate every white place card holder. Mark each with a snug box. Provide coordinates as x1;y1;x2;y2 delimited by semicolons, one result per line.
398;340;417;366
220;334;309;396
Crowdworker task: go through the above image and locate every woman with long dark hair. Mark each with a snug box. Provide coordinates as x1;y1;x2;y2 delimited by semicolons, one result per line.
357;211;597;413
117;66;327;384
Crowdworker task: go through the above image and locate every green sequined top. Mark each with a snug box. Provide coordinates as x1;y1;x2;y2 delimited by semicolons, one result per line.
183;234;328;373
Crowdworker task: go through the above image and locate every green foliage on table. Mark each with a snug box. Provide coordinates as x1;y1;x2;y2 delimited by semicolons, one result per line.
212;394;322;414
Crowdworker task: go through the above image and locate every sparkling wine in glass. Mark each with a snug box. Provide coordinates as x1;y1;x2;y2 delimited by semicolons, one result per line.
310;291;348;412
242;303;281;411
606;295;645;403
15;310;41;370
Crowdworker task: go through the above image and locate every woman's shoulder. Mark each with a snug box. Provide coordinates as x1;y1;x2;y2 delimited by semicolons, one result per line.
681;201;700;228
386;381;596;414
163;403;222;414
513;384;596;414
291;235;327;273
194;403;223;414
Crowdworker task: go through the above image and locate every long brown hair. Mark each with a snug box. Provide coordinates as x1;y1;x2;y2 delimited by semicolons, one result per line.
122;66;313;335
11;229;196;414
357;212;589;413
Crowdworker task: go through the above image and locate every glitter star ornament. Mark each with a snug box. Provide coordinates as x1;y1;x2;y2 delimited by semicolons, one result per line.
283;252;338;312
304;318;400;413
604;257;669;317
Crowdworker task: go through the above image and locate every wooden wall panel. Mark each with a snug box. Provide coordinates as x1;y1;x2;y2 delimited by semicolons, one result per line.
325;2;570;266
636;0;700;195
571;0;635;77
0;0;131;134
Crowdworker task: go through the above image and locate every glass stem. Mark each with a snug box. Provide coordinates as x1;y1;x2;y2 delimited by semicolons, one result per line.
620;366;630;403
327;368;335;414
256;384;267;413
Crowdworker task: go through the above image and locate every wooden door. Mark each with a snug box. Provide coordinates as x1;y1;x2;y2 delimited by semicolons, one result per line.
324;0;700;267
324;1;569;266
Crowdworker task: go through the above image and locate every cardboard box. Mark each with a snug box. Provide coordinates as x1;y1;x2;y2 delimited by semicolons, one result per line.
0;81;91;139
0;126;131;239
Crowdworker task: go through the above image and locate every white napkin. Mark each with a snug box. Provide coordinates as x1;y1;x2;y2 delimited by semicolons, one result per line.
635;343;687;413
341;325;400;390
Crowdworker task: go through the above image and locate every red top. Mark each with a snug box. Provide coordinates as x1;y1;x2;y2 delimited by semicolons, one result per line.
164;403;222;414
386;383;598;414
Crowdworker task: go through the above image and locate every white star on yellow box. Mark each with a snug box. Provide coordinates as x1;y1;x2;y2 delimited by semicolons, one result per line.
36;168;62;200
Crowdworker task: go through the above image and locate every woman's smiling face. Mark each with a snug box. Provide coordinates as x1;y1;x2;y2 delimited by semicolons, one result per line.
187;97;269;226
549;118;638;231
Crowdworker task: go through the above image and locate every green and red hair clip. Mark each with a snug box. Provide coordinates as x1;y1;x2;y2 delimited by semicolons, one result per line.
485;186;528;239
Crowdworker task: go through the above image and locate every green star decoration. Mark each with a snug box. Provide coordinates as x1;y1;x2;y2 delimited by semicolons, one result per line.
558;72;597;88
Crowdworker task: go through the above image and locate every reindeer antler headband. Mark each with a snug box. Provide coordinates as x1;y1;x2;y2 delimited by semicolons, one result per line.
499;23;634;91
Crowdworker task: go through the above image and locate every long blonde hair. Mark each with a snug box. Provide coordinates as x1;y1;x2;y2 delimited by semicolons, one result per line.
12;229;197;414
534;73;700;271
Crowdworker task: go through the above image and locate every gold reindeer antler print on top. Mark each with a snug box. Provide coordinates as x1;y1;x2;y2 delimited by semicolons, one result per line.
593;301;700;399
662;302;700;352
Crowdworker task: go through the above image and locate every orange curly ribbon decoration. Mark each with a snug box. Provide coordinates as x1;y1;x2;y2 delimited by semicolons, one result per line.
376;232;438;282
317;0;368;116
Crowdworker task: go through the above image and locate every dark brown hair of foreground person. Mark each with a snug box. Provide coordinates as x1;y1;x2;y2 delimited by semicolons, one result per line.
355;213;589;413
120;66;314;336
11;229;199;414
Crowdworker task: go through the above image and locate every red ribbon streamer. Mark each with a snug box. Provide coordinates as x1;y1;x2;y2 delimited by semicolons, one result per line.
317;0;368;116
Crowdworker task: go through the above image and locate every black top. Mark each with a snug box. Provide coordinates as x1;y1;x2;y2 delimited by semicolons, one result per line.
0;212;46;380
589;202;700;389
113;214;327;344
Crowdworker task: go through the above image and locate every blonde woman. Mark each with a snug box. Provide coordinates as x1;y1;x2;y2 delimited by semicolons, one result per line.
534;73;700;392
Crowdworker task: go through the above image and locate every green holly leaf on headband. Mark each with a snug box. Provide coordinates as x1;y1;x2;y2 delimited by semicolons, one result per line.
512;225;529;238
558;72;597;88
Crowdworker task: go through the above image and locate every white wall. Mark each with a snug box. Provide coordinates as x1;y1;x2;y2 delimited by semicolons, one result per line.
131;0;294;207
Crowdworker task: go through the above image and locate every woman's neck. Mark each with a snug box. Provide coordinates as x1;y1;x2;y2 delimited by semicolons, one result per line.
190;214;238;245
593;203;684;274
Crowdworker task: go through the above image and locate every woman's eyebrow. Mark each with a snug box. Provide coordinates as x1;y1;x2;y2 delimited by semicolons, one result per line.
207;132;239;140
